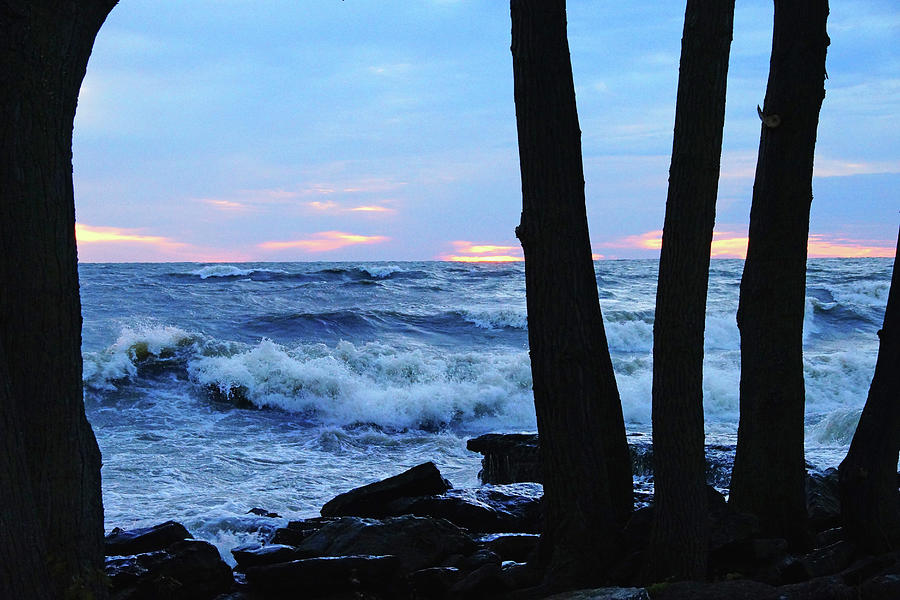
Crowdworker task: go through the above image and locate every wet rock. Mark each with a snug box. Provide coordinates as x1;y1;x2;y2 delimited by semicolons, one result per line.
247;507;281;518
407;566;463;599
447;562;503;598
543;588;650;600
105;520;192;556
294;515;477;573
271;517;337;546
650;579;780;600
106;539;233;600
244;554;399;597
860;573;900;599
807;468;841;532
321;462;451;518
467;433;542;484
497;560;542;591
782;540;856;582
777;575;857;599
387;483;543;533
231;543;304;570
480;533;539;563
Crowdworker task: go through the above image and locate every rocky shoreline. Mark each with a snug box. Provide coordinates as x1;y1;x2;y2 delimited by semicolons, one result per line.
104;434;900;599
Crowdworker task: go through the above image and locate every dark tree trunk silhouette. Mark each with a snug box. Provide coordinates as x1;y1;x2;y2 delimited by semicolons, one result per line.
838;229;900;552
648;0;734;582
730;0;829;546
1;1;116;597
510;0;632;588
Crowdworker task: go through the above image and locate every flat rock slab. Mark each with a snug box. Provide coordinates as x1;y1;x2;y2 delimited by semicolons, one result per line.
105;520;192;556
245;554;400;596
321;461;451;518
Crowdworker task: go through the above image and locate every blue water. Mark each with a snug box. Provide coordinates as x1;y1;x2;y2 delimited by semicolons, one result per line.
79;259;893;558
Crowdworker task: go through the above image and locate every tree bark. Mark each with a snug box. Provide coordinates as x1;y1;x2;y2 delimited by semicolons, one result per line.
647;0;734;582
510;0;632;588
838;229;900;553
1;1;117;597
729;0;829;546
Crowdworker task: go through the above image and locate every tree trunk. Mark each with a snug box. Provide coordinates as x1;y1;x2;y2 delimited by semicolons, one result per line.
647;0;734;582
1;2;116;597
511;0;632;588
729;0;829;546
838;229;900;552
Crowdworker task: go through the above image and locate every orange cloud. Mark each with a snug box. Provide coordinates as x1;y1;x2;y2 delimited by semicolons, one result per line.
349;205;395;213
201;199;251;211
440;241;524;263
259;231;390;252
606;229;895;259
75;224;183;247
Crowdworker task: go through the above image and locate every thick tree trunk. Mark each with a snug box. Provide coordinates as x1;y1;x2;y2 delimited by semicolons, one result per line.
510;0;632;588
0;2;116;597
730;0;829;546
838;229;900;553
648;0;734;582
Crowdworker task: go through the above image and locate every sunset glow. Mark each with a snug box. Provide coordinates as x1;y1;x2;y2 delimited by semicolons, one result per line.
440;241;524;263
259;231;390;252
607;229;896;259
76;224;182;247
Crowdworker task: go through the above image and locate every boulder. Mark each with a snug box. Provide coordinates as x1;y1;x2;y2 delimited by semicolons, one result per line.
244;554;399;597
294;515;477;573
650;579;780;600
105;521;192;556
807;468;841;532
270;517;337;546
447;562;503;598
321;462;451;518
407;566;464;599
387;483;543;533
777;575;857;599
543;588;650;600
247;507;281;518
230;543;304;570
105;539;233;600
860;573;900;600
782;540;857;582
466;433;541;484
480;533;539;563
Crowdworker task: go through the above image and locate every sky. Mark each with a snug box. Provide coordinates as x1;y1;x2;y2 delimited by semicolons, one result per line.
72;0;900;263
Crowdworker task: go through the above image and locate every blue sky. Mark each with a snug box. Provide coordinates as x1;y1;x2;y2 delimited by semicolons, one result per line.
73;0;899;262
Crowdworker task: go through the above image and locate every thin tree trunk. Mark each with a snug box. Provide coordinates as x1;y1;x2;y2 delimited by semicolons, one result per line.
1;2;117;597
648;0;734;582
511;0;632;588
838;229;900;552
730;0;829;546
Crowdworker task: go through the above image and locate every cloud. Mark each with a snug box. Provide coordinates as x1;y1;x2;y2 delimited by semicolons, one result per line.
259;231;390;252
439;240;524;262
604;229;896;259
200;198;253;212
75;223;184;248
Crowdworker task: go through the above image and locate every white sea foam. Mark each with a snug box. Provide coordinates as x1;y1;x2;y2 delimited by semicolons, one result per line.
459;307;527;330
362;264;404;279
188;265;287;279
188;339;536;431
83;325;198;389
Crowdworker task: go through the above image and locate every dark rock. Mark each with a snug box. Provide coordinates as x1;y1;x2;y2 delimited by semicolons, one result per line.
709;510;760;552
497;561;542;591
407;566;463;599
294;515;477;574
840;554;896;585
650;579;779;600
231;543;303;570
860;573;900;599
467;433;542;484
750;538;789;563
807;468;841;532
387;483;543;533
106;539;233;600
782;540;856;582
480;533;539;563
466;434;736;489
105;520;192;556
447;562;503;598
244;554;399;597
543;588;650;600
457;548;501;571
777;575;857;599
816;527;845;548
270;517;337;546
247;507;281;518
321;462;451;518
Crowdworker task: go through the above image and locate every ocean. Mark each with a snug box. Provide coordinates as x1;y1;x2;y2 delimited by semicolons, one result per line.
79;258;893;559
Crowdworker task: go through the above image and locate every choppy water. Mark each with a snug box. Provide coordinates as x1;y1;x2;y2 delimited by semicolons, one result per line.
79;259;893;558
